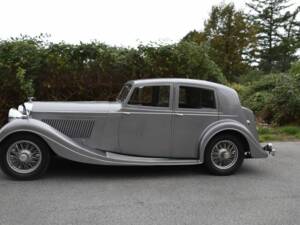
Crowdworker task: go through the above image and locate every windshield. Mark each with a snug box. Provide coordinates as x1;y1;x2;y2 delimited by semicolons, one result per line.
116;84;132;102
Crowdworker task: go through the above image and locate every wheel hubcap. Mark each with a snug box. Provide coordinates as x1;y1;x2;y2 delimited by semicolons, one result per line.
19;150;31;162
211;140;238;170
6;140;42;174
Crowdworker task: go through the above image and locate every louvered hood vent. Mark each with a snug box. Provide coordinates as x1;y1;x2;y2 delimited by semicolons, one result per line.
42;119;95;138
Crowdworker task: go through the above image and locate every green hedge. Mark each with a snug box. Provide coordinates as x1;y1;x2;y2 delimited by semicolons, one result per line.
240;71;300;125
1;36;299;127
0;37;225;126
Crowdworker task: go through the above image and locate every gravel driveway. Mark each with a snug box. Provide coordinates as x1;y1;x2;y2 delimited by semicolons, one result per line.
0;142;299;225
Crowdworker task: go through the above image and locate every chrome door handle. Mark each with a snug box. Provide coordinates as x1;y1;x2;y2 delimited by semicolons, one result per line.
175;113;184;117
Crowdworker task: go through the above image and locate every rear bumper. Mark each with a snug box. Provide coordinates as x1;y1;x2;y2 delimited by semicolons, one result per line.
263;143;276;156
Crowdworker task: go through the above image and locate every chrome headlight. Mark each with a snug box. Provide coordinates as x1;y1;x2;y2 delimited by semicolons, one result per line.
18;105;26;114
17;102;33;115
8;102;33;121
8;108;28;121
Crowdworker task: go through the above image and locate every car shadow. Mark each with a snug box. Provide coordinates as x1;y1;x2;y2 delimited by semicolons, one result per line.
43;157;267;181
46;157;207;180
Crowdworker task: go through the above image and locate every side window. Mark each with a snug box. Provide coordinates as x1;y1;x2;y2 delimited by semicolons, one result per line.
178;86;216;109
128;86;170;107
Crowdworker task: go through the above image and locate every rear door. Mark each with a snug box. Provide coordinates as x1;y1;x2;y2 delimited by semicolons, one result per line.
118;84;173;158
171;84;219;158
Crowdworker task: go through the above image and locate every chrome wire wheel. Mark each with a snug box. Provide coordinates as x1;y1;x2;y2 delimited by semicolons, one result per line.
6;140;42;174
210;140;239;170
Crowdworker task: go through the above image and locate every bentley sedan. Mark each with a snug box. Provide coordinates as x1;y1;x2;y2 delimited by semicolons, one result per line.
0;78;274;179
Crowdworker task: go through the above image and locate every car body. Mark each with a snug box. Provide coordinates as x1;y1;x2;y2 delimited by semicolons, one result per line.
0;78;275;179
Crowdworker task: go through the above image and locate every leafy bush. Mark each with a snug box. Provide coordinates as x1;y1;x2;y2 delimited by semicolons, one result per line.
229;83;246;96
0;36;298;127
241;73;300;125
0;37;226;126
271;74;300;124
16;67;34;97
238;70;265;84
0;36;44;125
289;61;300;76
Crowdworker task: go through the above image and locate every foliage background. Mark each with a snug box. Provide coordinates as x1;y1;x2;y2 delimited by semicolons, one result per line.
0;1;299;127
0;38;224;125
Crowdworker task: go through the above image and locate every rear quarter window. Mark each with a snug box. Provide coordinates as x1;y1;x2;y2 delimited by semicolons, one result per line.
178;86;216;109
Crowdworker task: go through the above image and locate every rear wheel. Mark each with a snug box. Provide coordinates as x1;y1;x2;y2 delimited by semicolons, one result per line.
204;134;244;175
0;133;50;180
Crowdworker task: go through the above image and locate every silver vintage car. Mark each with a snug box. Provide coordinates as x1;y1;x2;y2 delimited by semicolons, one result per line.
0;78;274;179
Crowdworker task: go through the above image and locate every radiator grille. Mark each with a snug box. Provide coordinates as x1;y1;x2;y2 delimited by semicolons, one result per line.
42;119;95;138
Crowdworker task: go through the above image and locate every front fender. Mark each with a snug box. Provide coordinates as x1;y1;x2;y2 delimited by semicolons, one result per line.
198;119;268;162
0;119;121;165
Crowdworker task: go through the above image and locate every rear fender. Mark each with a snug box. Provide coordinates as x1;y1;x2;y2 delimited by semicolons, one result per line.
198;119;268;162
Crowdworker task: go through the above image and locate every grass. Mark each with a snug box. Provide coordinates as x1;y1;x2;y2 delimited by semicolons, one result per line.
257;125;300;142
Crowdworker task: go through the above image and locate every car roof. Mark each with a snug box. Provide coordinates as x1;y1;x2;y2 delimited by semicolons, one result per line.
128;78;229;90
126;78;241;112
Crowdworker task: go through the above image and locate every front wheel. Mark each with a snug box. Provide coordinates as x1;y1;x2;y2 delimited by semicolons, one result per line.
0;133;50;180
204;134;244;175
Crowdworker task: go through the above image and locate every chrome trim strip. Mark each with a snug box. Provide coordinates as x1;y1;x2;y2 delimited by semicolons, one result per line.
219;114;238;118
33;111;220;116
106;152;198;164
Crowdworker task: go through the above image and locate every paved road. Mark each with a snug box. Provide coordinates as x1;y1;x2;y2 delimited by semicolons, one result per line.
0;142;299;225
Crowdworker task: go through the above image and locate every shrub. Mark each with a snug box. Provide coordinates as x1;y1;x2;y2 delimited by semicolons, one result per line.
289;61;300;76
271;74;300;124
229;83;246;96
0;37;226;127
241;73;300;125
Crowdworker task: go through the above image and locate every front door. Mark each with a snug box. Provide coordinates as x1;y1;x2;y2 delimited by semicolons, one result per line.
119;84;173;158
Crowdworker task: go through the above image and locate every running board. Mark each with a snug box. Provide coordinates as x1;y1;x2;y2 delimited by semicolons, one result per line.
106;152;200;165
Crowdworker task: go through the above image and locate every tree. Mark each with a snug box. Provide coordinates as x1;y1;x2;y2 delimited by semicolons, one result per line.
138;41;226;83
275;7;300;71
182;30;207;44
247;0;300;72
183;3;258;81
